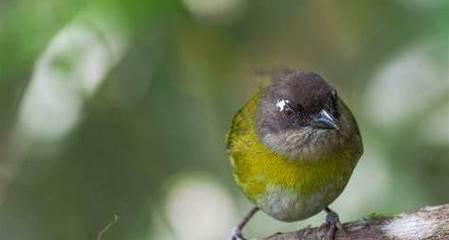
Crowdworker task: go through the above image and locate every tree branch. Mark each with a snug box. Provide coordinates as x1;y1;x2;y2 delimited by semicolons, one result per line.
256;204;449;240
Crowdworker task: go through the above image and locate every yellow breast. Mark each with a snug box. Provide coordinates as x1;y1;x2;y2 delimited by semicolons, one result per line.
227;92;358;221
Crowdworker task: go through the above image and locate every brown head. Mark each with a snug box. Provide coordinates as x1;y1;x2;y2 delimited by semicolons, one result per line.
256;70;363;160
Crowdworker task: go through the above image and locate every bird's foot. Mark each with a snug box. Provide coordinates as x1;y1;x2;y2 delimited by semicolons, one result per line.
227;227;246;240
321;207;348;240
227;207;259;240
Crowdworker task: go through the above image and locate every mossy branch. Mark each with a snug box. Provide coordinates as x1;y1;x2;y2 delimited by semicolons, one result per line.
256;204;449;240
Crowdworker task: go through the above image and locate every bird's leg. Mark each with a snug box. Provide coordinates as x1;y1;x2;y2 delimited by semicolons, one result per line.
228;207;259;240
323;207;347;240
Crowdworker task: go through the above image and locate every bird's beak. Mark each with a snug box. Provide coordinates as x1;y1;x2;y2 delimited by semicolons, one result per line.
311;110;339;130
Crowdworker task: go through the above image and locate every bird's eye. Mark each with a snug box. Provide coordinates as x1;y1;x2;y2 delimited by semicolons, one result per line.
327;90;340;118
330;91;338;107
282;106;295;120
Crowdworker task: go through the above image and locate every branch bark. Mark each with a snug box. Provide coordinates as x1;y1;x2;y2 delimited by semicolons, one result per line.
256;204;449;240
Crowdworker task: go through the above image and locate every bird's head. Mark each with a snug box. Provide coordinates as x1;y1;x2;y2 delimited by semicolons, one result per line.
256;70;362;160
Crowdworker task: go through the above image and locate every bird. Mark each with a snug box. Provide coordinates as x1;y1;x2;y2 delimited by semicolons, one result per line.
226;70;363;239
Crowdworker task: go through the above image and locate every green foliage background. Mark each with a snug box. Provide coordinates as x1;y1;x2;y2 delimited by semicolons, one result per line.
0;1;448;239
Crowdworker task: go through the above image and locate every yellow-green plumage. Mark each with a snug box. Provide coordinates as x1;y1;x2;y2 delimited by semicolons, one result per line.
227;89;361;221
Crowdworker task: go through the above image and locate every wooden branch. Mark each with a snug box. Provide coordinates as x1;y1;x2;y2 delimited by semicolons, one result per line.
256;204;449;240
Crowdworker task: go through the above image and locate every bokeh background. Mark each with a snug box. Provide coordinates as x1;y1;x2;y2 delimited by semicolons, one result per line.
0;0;448;239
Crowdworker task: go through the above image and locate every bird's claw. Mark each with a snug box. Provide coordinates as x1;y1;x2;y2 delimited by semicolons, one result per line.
227;227;246;240
323;208;348;240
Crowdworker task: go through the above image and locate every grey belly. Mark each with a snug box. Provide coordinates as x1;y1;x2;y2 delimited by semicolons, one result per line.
255;184;339;222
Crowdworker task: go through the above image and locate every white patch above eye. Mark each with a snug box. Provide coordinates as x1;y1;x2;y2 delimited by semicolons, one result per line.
275;99;290;111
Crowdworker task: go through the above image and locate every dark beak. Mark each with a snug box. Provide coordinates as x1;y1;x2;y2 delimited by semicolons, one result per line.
311;110;339;130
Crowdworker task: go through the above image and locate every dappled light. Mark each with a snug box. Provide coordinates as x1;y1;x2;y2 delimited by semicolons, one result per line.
163;174;237;240
17;13;128;143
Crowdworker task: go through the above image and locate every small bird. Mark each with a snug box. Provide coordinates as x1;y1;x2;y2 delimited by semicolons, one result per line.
226;70;363;239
